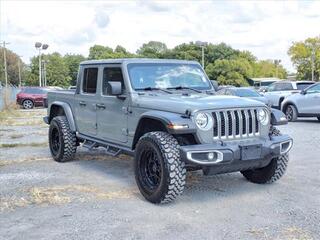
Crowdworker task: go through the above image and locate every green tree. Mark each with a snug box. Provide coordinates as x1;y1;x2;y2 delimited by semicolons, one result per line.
136;41;168;58
288;36;320;81
205;58;252;86
0;47;25;86
88;45;114;59
63;54;86;85
252;60;287;79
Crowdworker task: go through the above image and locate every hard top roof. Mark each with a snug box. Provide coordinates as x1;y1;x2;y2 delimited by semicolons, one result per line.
80;58;200;65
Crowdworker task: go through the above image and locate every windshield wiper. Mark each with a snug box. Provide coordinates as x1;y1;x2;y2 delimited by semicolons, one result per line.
135;87;172;94
167;86;202;93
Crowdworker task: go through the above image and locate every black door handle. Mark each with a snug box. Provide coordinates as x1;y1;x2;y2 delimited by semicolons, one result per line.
96;103;106;109
79;101;86;106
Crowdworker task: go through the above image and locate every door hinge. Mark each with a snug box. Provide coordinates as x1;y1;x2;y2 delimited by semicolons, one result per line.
122;106;132;114
122;128;129;136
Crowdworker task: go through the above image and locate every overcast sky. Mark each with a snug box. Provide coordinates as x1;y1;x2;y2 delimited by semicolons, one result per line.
1;0;320;72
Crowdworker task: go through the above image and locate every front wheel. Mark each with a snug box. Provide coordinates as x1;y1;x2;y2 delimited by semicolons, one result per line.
285;105;298;122
134;132;186;204
241;127;289;184
49;116;77;162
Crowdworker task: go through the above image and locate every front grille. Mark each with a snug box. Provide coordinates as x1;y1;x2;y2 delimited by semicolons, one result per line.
212;109;260;140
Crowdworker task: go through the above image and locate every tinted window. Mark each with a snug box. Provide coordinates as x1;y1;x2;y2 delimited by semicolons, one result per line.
102;67;124;95
278;83;293;91
82;68;98;94
234;88;260;97
296;83;314;90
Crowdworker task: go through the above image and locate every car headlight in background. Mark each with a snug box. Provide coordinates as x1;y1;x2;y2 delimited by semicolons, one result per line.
257;109;269;125
194;112;213;130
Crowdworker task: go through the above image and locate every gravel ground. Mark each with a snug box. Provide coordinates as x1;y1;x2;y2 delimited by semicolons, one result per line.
0;109;319;240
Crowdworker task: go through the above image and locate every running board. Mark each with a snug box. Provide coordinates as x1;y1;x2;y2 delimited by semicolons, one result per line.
78;133;134;157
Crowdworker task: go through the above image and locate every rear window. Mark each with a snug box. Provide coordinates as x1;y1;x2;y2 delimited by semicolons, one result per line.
82;68;98;94
296;83;314;90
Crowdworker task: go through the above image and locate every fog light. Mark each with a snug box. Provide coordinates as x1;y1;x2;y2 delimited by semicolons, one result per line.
208;152;215;160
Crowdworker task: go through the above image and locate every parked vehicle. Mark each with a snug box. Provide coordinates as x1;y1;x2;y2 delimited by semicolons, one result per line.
217;87;270;106
281;83;320;122
44;59;292;204
16;87;49;109
262;81;314;109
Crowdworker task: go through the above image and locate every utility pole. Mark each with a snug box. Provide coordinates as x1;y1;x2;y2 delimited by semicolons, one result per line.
274;59;281;78
1;41;10;87
311;47;315;82
18;55;23;87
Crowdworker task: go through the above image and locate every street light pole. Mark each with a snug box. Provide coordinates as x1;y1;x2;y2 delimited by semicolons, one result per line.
35;42;49;87
196;41;208;68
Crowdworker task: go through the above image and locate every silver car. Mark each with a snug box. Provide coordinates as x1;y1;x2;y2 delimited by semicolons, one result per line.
281;83;320;122
217;87;271;106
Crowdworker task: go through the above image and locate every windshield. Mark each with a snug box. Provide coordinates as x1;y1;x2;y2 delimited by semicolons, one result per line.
127;63;212;90
235;88;260;97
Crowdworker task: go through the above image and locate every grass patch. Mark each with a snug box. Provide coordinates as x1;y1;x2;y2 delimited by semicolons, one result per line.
0;142;48;148
9;134;24;139
0;185;137;211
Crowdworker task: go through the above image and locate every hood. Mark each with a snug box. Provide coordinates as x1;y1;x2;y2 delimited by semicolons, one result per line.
133;93;266;114
248;96;269;105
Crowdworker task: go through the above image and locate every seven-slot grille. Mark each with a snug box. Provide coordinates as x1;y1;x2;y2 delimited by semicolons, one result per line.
212;109;260;140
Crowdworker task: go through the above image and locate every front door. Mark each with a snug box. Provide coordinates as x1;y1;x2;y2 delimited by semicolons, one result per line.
297;84;320;114
96;65;128;143
74;66;100;136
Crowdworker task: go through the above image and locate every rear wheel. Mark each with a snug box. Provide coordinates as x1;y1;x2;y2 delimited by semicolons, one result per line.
241;127;289;184
285;104;298;122
134;131;186;204
22;99;34;109
49;116;77;162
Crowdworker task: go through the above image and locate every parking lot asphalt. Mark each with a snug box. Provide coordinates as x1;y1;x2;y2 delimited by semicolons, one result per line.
0;109;319;240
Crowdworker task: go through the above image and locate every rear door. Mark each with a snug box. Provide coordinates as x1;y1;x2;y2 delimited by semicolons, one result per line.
74;66;100;136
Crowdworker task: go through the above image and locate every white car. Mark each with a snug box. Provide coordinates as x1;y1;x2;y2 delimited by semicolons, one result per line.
263;81;314;109
281;83;320;122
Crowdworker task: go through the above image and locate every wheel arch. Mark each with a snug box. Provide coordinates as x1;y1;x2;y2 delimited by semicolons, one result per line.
281;101;298;114
48;101;76;132
132;111;197;149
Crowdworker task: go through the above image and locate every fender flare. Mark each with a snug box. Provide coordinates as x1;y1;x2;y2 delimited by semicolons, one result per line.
48;101;77;132
137;110;197;134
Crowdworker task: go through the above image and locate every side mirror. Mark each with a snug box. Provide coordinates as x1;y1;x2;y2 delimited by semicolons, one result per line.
300;90;306;95
107;82;122;95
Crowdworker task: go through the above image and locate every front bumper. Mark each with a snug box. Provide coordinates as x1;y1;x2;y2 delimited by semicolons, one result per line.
180;135;292;170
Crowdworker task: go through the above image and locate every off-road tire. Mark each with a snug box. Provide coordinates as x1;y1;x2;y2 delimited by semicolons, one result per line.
49;116;77;162
22;99;34;109
241;127;289;184
285;104;298;122
134;131;186;204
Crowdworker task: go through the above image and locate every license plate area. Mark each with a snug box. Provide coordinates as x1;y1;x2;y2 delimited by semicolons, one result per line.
240;144;262;161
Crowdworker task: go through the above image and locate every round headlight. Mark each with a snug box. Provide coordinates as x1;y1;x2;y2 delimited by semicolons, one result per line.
257;109;269;125
194;112;213;130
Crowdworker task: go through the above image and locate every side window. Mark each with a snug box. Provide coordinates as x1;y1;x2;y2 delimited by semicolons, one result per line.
307;84;320;94
280;83;293;91
102;67;125;95
82;68;98;94
268;83;277;92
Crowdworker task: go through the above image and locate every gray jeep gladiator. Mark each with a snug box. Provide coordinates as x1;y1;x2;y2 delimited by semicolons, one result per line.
44;59;293;204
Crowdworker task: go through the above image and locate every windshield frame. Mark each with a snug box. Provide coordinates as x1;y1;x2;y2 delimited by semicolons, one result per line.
126;62;213;92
